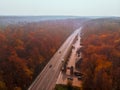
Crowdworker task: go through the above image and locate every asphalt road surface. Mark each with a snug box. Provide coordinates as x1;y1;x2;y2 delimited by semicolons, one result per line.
28;28;81;90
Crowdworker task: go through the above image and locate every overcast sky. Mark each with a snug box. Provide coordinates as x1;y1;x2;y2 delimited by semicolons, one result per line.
0;0;120;16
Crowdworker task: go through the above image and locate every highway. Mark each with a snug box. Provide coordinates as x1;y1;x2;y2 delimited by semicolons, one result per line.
28;27;81;90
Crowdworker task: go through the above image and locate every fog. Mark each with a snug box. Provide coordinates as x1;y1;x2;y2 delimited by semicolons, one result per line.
0;0;120;16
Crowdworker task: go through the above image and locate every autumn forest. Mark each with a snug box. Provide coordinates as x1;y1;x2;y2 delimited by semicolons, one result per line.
0;18;82;90
0;17;120;90
81;18;120;90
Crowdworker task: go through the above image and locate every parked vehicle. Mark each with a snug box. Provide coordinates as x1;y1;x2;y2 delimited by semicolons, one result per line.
67;67;70;69
61;66;66;72
61;59;64;63
78;76;82;80
67;76;73;81
74;71;83;76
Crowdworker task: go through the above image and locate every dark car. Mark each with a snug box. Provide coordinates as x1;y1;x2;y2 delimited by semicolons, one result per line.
59;51;61;53
67;77;73;81
49;65;52;68
78;76;82;80
67;67;70;69
61;67;64;71
74;71;83;76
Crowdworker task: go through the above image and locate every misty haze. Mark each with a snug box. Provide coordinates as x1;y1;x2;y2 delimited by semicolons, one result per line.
0;0;120;90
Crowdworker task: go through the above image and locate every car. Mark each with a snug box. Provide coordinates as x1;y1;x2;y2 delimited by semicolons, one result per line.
49;65;52;68
78;54;80;57
74;72;83;76
61;67;64;71
80;43;83;46
61;59;64;63
78;76;82;80
67;77;73;81
67;67;70;69
59;51;61;53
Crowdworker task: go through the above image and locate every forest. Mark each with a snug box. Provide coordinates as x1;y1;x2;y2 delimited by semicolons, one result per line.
0;19;82;90
80;18;120;90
